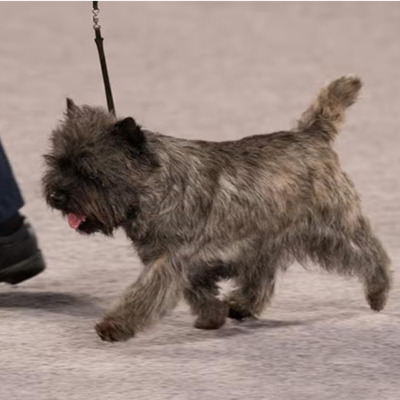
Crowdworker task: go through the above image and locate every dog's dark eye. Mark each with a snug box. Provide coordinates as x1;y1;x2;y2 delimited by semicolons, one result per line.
87;173;106;187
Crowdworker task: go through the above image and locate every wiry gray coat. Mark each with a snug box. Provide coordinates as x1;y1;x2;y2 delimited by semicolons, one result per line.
43;76;391;342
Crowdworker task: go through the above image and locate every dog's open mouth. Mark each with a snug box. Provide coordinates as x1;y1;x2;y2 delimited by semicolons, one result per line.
67;213;87;230
65;213;109;235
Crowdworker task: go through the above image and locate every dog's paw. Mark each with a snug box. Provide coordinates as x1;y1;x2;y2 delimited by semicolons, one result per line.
95;319;135;342
194;302;228;330
367;290;388;312
225;298;255;321
194;315;226;330
227;307;250;320
227;307;255;321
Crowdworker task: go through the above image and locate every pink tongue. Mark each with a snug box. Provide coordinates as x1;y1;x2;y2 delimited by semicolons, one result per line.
67;213;85;229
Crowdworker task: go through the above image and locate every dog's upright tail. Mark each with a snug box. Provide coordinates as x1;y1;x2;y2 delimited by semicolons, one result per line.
296;75;362;141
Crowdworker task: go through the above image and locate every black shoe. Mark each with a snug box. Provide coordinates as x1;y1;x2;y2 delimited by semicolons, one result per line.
0;220;46;284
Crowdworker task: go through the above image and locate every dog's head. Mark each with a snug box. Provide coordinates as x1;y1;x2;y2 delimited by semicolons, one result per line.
43;99;156;235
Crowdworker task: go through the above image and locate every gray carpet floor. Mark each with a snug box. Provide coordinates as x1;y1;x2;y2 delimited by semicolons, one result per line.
0;2;399;399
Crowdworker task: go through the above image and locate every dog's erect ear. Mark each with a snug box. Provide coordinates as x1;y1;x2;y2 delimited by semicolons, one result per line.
112;117;145;149
66;98;80;117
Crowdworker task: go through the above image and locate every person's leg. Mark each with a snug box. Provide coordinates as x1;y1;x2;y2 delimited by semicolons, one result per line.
0;139;24;225
0;139;45;284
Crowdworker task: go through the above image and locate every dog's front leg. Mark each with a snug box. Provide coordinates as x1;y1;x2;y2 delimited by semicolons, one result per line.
95;255;182;342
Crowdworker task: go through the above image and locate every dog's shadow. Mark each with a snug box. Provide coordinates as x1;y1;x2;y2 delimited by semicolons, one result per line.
133;317;307;349
135;309;364;348
0;290;103;318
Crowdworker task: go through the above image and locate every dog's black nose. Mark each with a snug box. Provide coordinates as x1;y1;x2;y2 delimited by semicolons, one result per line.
50;191;67;207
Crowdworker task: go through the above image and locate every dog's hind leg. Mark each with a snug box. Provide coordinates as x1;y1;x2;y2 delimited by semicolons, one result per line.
96;255;183;342
225;253;280;320
352;217;391;311
306;216;391;311
183;264;230;330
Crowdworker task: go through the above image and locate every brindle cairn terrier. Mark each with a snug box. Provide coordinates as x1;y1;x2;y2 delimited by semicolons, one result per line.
43;76;391;342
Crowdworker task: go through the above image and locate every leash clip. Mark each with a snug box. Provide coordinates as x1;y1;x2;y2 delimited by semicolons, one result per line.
92;8;100;30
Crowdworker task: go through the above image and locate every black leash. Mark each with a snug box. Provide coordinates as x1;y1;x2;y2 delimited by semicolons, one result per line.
92;1;115;115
